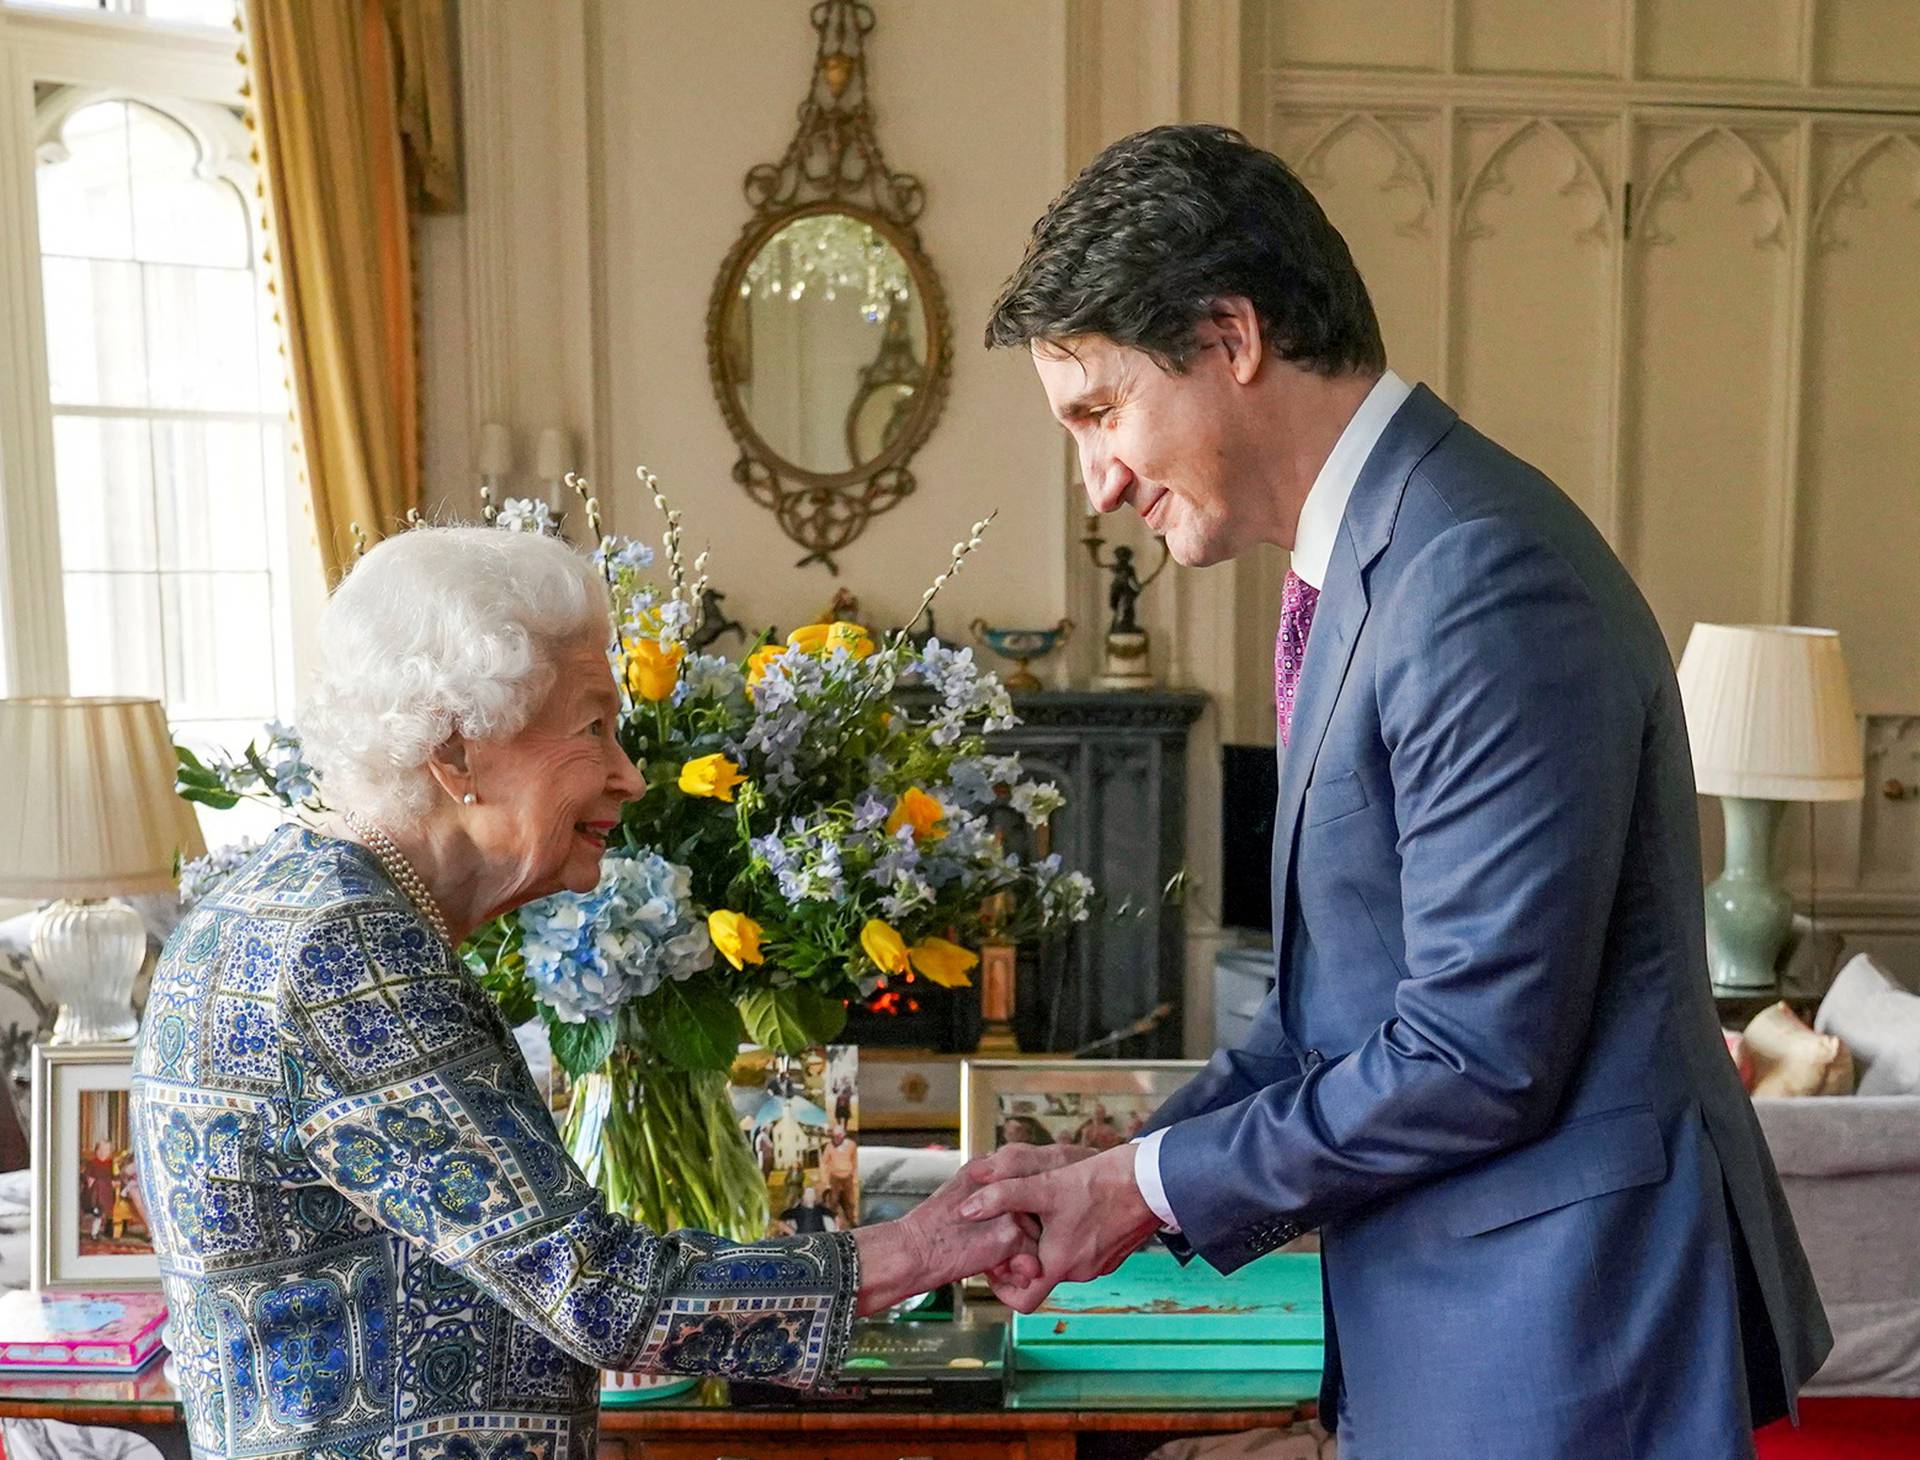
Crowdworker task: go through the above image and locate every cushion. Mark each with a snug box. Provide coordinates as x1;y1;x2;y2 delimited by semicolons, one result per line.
1818;955;1920;1097
1745;1001;1854;1097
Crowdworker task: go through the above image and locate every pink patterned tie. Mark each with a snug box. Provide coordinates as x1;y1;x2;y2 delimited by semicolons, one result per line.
1275;569;1320;747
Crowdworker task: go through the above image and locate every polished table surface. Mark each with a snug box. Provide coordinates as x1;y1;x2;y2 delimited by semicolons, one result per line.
0;1358;1320;1440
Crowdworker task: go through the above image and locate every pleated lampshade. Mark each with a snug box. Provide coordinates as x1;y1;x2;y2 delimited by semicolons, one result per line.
1676;625;1864;802
0;696;204;898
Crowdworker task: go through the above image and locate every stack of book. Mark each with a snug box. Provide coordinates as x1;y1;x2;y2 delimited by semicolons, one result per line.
0;1291;167;1374
1008;1248;1324;1375
732;1317;1006;1409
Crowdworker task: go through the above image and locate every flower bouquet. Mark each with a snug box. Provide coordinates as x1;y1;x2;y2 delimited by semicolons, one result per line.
180;472;1093;1241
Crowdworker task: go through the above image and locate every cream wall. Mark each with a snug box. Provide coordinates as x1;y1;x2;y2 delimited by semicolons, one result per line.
424;0;1073;643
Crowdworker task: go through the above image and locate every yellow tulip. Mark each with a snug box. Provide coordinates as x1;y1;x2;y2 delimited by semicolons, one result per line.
786;623;834;655
746;645;786;688
626;638;684;702
709;910;765;971
826;622;876;659
886;786;947;842
908;937;978;989
679;753;747;802
860;918;910;977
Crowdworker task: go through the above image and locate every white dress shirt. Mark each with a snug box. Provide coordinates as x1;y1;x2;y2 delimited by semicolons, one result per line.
1130;369;1414;1232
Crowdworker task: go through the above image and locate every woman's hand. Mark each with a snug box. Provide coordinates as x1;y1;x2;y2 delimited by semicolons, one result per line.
850;1165;1042;1316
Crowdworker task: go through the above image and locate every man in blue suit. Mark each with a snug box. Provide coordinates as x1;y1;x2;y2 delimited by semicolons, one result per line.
961;124;1830;1457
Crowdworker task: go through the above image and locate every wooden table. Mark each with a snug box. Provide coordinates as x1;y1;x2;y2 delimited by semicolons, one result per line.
0;1363;1318;1460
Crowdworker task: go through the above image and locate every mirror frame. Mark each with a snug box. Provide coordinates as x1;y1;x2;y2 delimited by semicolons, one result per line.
702;0;953;573
705;199;951;562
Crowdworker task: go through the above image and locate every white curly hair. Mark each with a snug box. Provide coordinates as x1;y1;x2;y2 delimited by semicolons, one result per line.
299;525;610;825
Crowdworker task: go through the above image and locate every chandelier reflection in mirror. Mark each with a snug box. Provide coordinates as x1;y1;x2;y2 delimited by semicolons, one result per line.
741;213;912;321
707;0;952;572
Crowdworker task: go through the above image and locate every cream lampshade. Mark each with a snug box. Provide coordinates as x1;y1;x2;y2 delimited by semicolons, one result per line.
1675;626;1863;990
0;697;203;1041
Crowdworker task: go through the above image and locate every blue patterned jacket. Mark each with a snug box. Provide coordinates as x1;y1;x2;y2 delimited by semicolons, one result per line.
132;824;858;1460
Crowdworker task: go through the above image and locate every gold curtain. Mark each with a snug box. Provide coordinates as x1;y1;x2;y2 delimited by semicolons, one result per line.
240;0;462;582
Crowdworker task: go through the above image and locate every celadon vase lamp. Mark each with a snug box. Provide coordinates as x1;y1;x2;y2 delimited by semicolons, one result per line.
1675;626;1864;991
0;697;203;1042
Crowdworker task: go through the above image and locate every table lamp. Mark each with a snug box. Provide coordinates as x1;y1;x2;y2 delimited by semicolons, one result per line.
0;697;203;1042
1675;626;1863;991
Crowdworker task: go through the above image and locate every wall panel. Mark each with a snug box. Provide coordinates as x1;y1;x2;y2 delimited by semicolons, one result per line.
1270;107;1443;388
1623;121;1796;654
1451;115;1618;526
1796;125;1920;713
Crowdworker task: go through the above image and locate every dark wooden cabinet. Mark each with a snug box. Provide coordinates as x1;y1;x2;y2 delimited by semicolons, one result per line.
991;691;1207;1058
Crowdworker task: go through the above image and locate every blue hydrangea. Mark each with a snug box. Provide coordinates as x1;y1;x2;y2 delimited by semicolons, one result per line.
518;853;713;1023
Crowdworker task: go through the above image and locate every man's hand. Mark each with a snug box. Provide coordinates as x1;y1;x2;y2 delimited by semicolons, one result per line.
958;1142;1162;1312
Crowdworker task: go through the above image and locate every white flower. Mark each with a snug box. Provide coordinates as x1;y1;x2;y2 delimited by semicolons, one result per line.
1010;781;1065;827
496;497;554;534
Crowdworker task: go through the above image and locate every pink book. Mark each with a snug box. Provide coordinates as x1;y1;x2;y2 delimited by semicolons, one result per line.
0;1291;168;1372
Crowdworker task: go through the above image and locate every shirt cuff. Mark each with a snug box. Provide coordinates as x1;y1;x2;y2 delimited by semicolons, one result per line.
1130;1128;1181;1233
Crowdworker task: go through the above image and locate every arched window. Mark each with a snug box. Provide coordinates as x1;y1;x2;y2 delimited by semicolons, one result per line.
34;90;298;756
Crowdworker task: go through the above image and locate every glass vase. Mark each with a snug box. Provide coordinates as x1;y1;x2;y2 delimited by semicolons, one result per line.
562;1045;769;1241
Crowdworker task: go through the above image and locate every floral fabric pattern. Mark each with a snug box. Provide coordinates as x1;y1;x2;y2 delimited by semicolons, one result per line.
132;824;857;1460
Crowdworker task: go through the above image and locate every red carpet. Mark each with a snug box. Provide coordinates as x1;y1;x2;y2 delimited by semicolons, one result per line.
1756;1399;1920;1458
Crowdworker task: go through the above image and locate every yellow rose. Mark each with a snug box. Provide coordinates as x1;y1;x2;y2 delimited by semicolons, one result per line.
786;623;834;655
709;910;765;971
907;936;978;989
746;645;786;689
860;918;910;977
626;638;684;702
825;622;876;659
886;786;947;842
679;753;747;802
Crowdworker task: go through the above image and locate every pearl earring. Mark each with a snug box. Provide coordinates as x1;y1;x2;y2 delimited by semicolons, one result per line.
462;792;477;805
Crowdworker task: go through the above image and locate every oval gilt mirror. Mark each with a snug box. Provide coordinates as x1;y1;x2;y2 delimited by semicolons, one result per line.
705;0;951;572
714;204;941;480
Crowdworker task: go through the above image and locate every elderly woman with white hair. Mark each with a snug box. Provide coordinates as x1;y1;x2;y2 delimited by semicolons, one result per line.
131;527;1033;1459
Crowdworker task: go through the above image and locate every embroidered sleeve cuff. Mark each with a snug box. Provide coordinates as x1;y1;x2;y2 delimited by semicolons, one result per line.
1131;1128;1182;1233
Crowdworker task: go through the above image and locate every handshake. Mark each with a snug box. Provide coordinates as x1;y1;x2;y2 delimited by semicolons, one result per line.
850;1141;1165;1317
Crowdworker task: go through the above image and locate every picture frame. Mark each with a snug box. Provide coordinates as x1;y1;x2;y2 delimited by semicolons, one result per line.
960;1058;1204;1162
30;1042;159;1292
858;1048;962;1133
728;1044;859;1237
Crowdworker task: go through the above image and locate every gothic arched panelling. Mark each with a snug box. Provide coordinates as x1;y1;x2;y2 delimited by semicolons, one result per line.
1797;127;1920;713
1270;107;1442;386
1453;116;1618;532
1622;120;1797;657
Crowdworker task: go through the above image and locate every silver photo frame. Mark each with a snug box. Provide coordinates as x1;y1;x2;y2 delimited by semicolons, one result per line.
30;1041;160;1291
959;1058;1203;1162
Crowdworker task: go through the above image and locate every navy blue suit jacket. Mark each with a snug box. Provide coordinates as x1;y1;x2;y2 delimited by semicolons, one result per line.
1144;387;1829;1458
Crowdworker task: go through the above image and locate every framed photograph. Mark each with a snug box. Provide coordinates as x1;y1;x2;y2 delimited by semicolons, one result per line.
960;1058;1204;1162
858;1048;962;1132
728;1044;859;1236
30;1042;159;1291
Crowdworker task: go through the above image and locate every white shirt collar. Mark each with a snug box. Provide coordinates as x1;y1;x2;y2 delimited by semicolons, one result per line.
1287;370;1413;590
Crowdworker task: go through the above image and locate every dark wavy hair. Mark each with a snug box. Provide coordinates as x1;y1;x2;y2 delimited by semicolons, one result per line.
985;123;1385;376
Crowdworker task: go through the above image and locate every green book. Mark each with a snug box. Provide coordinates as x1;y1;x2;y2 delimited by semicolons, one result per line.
1009;1249;1324;1373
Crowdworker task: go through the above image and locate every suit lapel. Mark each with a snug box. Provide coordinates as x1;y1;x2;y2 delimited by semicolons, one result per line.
1270;386;1459;972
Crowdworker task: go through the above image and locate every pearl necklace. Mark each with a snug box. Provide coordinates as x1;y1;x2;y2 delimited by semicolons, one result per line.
343;810;455;950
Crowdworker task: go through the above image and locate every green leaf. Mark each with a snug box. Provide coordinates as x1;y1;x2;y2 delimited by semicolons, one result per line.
738;984;846;1054
646;979;747;1072
174;743;209;773
547;1015;618;1076
179;785;241;810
